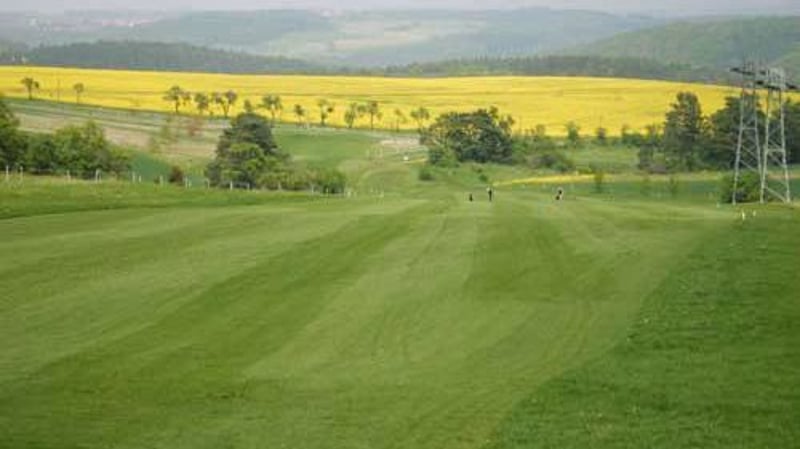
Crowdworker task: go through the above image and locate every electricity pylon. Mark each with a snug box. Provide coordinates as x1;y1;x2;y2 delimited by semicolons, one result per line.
731;62;762;205
731;62;796;204
759;67;793;204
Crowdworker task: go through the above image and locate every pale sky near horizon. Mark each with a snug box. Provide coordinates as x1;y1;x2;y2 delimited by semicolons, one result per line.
1;0;798;15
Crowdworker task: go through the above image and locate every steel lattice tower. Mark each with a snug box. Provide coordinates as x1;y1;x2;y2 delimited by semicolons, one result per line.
732;62;762;205
732;62;796;204
759;67;793;204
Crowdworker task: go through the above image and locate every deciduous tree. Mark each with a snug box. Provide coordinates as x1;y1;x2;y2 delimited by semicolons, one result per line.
260;95;283;126
73;83;85;104
21;77;40;101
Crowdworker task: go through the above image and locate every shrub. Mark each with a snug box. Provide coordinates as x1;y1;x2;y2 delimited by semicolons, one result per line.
719;172;760;203
668;174;680;198
418;165;435;181
168;166;185;185
531;149;576;173
591;164;606;193
314;168;347;194
565;121;581;147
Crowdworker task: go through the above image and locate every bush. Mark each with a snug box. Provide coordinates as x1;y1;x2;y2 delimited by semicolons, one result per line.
25;134;59;174
591;165;606;193
565;121;582;147
595;126;608;145
531;149;576;173
668;174;680;198
418;165;435;181
168;165;185;185
719;172;760;203
314;168;347;194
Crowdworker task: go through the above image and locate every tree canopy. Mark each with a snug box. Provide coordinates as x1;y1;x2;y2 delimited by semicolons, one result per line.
423;108;515;165
206;112;285;186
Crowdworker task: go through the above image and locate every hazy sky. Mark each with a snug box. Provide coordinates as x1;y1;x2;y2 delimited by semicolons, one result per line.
2;0;799;15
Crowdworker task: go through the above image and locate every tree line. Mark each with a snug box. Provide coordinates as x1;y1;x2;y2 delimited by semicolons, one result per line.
1;41;740;85
1;41;324;75
161;85;434;131
385;55;735;84
0;96;130;177
635;92;800;173
419;93;800;178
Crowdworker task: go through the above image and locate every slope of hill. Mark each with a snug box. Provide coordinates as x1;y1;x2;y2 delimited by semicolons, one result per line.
385;55;733;83
0;9;659;67
8;41;324;74
565;17;800;75
0;38;26;54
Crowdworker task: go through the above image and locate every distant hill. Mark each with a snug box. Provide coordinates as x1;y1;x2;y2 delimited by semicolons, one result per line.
5;42;736;83
385;55;733;83
565;17;800;77
0;39;26;53
0;9;658;67
6;41;325;74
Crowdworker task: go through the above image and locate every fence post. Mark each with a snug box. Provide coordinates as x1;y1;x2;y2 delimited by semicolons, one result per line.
18;166;23;182
4;165;8;182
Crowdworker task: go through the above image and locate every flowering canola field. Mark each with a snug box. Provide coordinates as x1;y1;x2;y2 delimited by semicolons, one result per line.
0;66;739;134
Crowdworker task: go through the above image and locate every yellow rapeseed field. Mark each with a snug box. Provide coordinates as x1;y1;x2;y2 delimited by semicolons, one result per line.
0;66;740;135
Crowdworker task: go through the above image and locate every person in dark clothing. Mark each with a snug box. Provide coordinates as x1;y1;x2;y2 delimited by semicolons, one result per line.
555;187;564;201
469;193;474;202
487;186;494;202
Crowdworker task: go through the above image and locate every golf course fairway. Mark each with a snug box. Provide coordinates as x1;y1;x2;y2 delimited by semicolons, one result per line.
1;180;798;449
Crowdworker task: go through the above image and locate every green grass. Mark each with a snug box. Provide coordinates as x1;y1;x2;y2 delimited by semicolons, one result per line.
2;99;800;449
1;172;798;448
0;178;308;219
485;206;800;449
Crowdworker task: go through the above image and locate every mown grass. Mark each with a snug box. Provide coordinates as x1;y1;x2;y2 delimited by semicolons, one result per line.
1;98;799;448
0;178;309;219
2;172;797;449
485;205;800;449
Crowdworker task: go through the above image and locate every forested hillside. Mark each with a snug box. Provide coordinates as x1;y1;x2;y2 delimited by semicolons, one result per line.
385;55;732;82
565;17;800;75
0;9;657;66
5;41;324;74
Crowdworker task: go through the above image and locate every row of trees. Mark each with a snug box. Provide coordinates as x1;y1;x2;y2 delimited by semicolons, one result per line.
20;77;86;103
637;93;800;172
0;96;130;176
162;86;435;131
420;95;800;176
385;55;733;84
